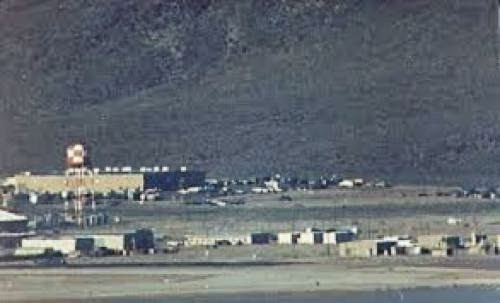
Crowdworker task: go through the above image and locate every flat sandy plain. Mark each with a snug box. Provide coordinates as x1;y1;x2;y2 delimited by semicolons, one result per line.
18;186;500;239
2;260;500;302
23;185;498;239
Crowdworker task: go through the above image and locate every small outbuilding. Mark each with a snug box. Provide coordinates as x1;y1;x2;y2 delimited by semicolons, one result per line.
277;232;300;245
297;228;323;245
338;240;378;258
338;180;354;188
417;234;462;256
250;233;276;245
184;234;251;247
324;229;357;244
86;233;135;254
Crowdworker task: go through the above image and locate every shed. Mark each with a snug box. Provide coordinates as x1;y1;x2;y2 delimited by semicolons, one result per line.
323;231;337;244
0;232;34;249
277;232;300;245
185;234;251;247
338;240;377;258
338;239;399;257
323;228;357;245
134;229;155;251
418;235;462;251
376;240;398;256
336;230;357;243
250;233;276;245
297;229;323;245
185;235;216;247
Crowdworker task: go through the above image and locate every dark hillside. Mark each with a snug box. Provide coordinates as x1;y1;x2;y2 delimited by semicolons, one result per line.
0;0;499;184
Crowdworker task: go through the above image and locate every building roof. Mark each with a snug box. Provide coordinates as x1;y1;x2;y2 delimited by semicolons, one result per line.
23;236;76;241
0;209;27;222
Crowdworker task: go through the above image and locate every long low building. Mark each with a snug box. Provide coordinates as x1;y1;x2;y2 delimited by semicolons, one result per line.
0;209;28;233
417;235;462;251
12;174;143;193
338;236;421;258
21;237;94;255
78;234;135;253
20;229;154;256
338;240;380;258
10;170;206;194
277;228;357;245
0;209;32;249
80;229;154;253
185;234;251;247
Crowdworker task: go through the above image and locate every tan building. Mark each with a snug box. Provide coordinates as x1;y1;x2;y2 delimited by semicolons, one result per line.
82;234;135;253
12;173;143;193
489;235;500;255
20;231;150;255
488;234;500;246
338;240;378;258
430;249;449;257
338;238;404;258
21;236;94;255
417;235;462;250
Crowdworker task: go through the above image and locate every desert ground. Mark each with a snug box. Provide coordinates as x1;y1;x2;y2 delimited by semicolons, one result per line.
2;260;500;302
7;186;500;301
39;186;500;239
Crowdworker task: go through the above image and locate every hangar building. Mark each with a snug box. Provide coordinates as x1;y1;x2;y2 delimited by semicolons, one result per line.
0;209;31;249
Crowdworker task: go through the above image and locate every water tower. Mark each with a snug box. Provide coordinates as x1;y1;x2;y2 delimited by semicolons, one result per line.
64;143;94;227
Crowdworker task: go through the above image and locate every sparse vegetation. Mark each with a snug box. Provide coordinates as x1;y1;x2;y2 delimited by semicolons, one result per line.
0;0;498;185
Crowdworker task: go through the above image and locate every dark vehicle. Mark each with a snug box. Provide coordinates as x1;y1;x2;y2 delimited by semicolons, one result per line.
163;245;180;254
92;247;114;257
228;198;246;205
34;251;65;267
280;195;293;202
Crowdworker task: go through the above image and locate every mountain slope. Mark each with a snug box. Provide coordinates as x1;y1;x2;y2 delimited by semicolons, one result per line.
0;0;499;184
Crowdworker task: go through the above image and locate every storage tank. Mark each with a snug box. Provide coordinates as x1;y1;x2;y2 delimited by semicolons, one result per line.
66;144;89;168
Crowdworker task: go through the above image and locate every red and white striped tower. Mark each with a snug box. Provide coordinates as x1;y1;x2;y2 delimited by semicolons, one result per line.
65;143;93;227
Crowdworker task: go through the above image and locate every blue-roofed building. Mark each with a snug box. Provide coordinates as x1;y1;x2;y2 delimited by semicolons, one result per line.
143;171;205;191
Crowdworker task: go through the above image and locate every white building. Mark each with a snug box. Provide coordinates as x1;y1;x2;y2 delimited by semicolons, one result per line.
297;228;323;245
185;234;251;247
323;231;337;244
277;232;296;245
